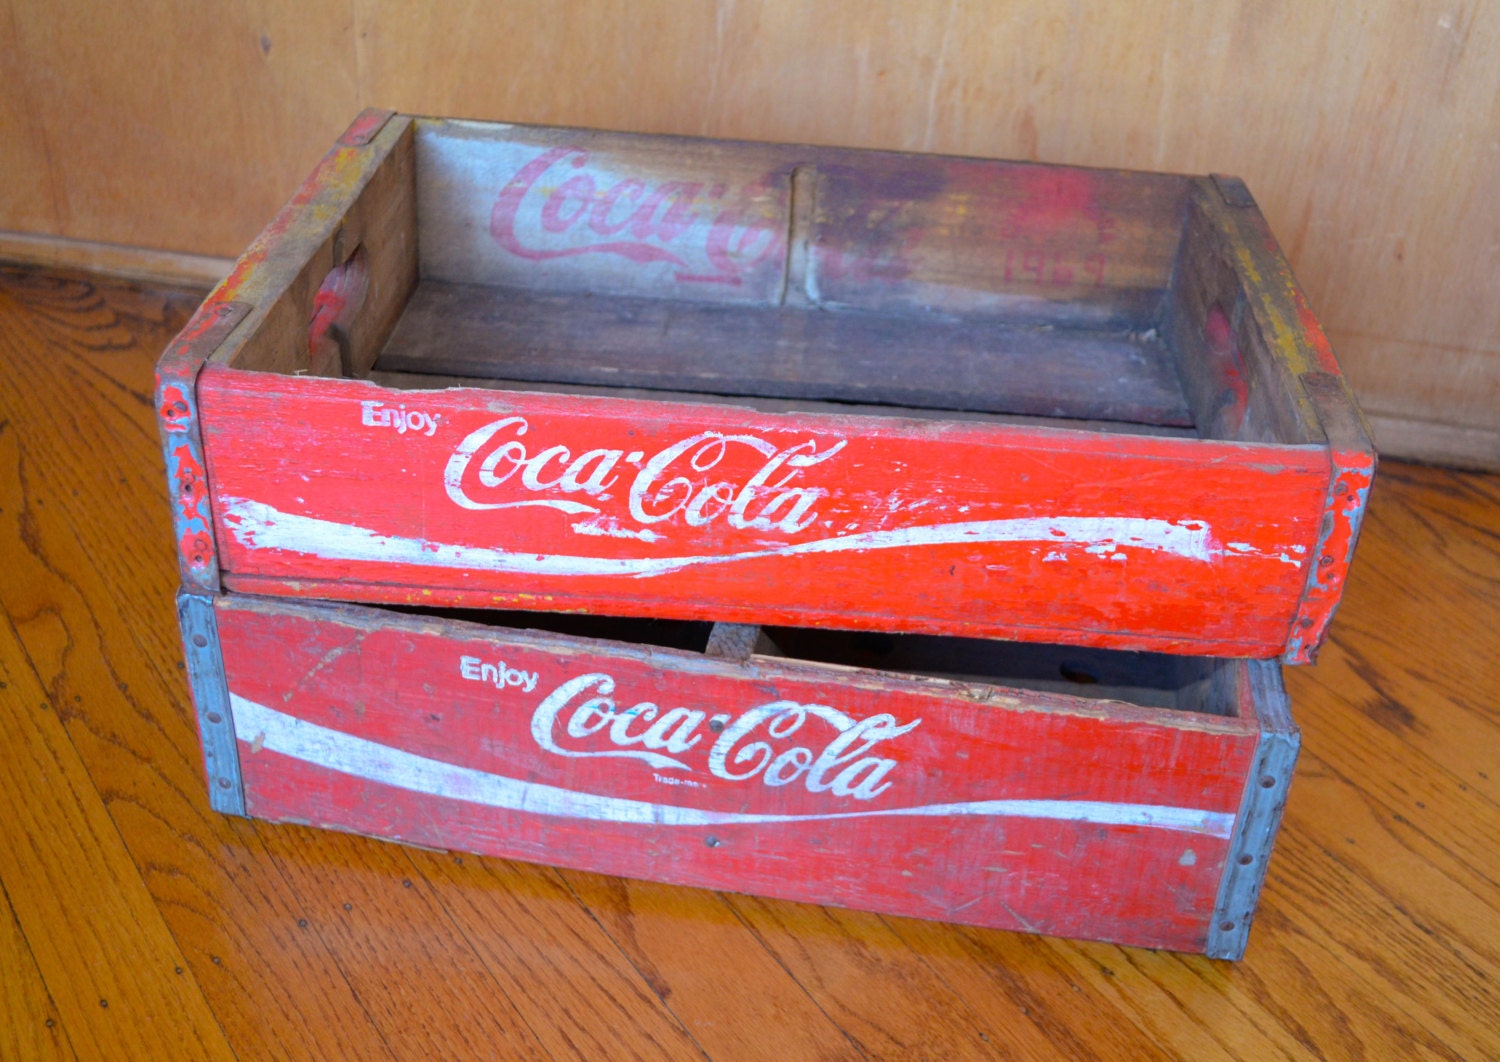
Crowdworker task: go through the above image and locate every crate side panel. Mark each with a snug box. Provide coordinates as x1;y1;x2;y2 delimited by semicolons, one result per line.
214;596;1259;954
199;369;1331;656
374;281;1195;427
415;120;1187;326
417;123;794;304
805;153;1187;328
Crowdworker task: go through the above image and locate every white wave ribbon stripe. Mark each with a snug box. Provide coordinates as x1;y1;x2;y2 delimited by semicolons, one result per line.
221;498;1214;579
231;696;1236;838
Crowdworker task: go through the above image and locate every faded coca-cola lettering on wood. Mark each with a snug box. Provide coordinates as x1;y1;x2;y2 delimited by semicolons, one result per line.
488;145;789;289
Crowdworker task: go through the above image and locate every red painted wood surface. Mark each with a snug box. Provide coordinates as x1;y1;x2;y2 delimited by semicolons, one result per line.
212;596;1262;953
154;301;251;592
199;367;1331;657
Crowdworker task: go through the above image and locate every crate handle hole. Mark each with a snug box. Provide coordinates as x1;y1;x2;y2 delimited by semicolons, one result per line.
308;246;369;377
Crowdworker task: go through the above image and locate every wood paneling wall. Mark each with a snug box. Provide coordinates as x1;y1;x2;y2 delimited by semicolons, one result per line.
3;1;1497;464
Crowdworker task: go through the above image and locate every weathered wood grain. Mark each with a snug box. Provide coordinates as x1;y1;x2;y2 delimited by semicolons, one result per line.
412;118;1187;328
375;280;1193;425
370;367;1201;439
2;265;1498;1059
207;110;417;379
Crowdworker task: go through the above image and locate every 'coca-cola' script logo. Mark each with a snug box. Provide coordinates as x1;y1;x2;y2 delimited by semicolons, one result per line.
489;146;786;286
443;417;847;535
531;673;921;801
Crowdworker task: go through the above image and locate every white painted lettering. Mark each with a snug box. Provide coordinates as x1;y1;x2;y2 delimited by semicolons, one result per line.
362;400;442;438
445;417;847;534
528;677;920;800
458;654;540;694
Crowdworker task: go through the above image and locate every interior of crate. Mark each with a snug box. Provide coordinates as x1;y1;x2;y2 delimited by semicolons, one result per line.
403;605;1243;718
214;115;1326;446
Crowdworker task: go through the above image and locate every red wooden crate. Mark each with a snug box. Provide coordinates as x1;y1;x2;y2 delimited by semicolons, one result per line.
179;590;1296;959
158;110;1373;663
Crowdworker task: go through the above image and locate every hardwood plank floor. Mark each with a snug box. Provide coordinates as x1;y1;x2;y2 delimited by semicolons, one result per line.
0;264;1495;1060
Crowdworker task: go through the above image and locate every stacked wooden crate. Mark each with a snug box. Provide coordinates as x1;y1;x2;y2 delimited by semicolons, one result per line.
158;110;1373;960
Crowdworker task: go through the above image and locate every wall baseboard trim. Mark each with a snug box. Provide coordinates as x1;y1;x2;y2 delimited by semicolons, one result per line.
2;230;1495;472
1366;414;1500;472
0;230;232;290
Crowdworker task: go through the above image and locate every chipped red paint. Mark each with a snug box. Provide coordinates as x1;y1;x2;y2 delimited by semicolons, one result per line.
196;366;1337;657
1290;286;1343;376
167;442;206;524
213;595;1265;953
1283;450;1374;663
336;107;395;147
155;302;251;591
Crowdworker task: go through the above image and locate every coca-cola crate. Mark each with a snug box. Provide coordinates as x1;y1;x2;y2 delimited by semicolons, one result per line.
179;589;1296;959
157;109;1373;662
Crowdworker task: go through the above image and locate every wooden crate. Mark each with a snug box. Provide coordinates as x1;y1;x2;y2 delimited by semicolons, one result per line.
158;110;1373;662
178;589;1296;959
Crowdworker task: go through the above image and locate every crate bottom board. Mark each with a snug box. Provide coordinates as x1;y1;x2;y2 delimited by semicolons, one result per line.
179;591;1296;959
